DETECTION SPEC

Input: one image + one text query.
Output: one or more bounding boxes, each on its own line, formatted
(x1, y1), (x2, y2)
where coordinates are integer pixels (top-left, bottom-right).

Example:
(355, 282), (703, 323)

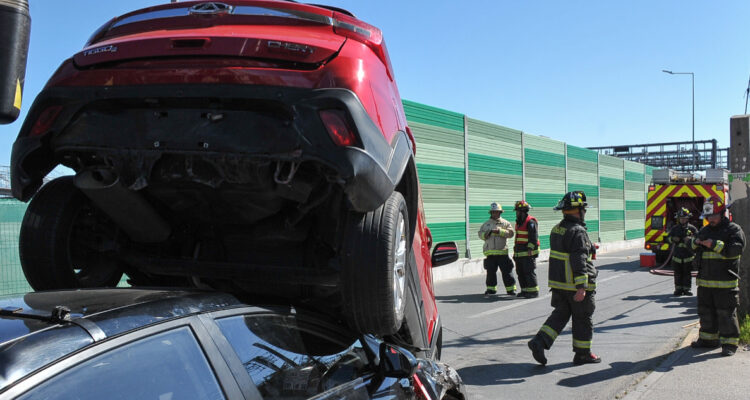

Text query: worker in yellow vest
(478, 202), (516, 295)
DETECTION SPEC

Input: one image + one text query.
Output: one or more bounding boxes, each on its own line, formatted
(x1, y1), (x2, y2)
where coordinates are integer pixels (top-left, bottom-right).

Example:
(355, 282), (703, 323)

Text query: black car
(0, 289), (465, 400)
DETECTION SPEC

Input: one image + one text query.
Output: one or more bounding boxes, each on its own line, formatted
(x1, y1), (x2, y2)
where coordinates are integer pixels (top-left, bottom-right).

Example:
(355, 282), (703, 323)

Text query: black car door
(198, 308), (411, 400)
(1, 317), (245, 400)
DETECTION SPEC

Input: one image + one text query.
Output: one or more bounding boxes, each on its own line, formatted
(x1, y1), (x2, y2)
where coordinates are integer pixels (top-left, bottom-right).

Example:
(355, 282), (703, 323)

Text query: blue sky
(1, 0), (749, 166)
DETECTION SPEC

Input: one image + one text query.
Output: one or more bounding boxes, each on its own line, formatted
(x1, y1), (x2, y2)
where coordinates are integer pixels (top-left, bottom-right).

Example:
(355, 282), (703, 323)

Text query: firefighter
(528, 191), (600, 365)
(513, 200), (540, 298)
(478, 202), (516, 295)
(690, 196), (745, 356)
(667, 207), (698, 296)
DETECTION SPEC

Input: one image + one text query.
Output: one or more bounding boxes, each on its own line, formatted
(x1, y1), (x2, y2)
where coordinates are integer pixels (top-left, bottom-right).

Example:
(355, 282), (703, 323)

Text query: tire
(341, 191), (410, 336)
(19, 176), (124, 290)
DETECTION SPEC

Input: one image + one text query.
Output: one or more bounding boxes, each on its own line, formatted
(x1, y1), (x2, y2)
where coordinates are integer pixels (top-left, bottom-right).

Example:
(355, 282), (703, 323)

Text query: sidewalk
(623, 327), (750, 400)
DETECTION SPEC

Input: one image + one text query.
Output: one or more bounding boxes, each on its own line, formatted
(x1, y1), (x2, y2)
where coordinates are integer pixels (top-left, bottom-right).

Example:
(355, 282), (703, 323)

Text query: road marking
(468, 273), (626, 319)
(598, 273), (626, 283)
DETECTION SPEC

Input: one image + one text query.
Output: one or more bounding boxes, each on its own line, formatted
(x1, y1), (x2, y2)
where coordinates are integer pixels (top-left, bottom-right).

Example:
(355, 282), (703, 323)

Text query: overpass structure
(588, 139), (729, 173)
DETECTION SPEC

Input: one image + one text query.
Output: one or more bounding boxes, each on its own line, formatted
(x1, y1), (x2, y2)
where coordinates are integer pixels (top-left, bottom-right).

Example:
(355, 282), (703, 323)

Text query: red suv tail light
(332, 12), (394, 79)
(30, 105), (63, 137)
(320, 109), (356, 147)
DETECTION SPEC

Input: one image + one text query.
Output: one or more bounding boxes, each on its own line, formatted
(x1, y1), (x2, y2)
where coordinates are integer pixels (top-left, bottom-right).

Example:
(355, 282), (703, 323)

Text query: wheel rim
(393, 214), (407, 322)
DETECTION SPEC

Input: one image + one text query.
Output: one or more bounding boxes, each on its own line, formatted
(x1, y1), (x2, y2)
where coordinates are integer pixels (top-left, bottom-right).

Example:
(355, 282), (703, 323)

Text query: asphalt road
(435, 248), (698, 400)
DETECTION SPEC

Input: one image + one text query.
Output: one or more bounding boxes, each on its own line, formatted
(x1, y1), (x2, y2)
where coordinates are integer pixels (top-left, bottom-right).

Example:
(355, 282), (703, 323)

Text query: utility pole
(745, 72), (750, 114)
(662, 70), (696, 171)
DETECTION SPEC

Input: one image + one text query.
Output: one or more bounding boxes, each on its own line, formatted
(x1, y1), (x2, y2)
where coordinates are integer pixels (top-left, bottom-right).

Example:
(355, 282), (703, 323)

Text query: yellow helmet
(489, 202), (503, 213)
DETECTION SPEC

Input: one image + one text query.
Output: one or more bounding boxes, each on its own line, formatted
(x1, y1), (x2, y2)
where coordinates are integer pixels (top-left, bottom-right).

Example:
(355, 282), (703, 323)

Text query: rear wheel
(341, 191), (410, 335)
(19, 176), (124, 290)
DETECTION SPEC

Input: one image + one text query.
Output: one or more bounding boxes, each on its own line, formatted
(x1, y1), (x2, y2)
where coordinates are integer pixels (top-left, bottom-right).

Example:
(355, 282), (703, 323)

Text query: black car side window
(18, 326), (225, 400)
(215, 314), (371, 399)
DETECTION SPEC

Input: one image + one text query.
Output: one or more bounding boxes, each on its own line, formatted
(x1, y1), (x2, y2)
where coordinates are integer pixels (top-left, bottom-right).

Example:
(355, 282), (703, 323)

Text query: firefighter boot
(527, 338), (547, 366)
(690, 339), (720, 349)
(721, 346), (737, 357)
(573, 352), (602, 365)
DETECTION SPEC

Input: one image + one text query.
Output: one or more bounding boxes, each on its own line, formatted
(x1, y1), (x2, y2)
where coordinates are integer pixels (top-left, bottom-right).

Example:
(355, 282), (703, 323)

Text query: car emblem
(189, 2), (234, 15)
(82, 45), (118, 56)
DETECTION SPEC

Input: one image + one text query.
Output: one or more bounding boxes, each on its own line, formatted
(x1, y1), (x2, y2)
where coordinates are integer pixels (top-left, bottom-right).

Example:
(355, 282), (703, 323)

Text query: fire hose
(649, 240), (698, 277)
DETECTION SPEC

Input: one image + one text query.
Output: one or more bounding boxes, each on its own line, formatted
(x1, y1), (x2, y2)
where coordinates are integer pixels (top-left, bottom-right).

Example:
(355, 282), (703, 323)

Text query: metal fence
(0, 198), (31, 295)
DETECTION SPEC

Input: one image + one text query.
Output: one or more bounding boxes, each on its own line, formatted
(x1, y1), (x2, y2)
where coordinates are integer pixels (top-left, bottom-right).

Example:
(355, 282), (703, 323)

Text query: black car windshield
(215, 314), (372, 399)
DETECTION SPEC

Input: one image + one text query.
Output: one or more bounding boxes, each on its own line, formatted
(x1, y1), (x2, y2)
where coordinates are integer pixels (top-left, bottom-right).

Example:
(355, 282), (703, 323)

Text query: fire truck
(645, 168), (729, 263)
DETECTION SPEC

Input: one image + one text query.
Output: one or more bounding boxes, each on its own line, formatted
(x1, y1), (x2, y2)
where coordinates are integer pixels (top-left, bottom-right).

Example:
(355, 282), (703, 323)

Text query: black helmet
(675, 207), (692, 219)
(553, 191), (587, 211)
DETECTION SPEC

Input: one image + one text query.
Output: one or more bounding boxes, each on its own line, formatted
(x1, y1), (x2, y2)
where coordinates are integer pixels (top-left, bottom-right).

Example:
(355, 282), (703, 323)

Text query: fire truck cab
(645, 168), (729, 263)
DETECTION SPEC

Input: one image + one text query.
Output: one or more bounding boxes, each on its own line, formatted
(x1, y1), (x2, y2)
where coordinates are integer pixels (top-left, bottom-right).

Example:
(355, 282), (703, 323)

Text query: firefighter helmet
(675, 207), (692, 219)
(514, 200), (531, 211)
(488, 202), (503, 213)
(553, 191), (587, 210)
(701, 196), (725, 218)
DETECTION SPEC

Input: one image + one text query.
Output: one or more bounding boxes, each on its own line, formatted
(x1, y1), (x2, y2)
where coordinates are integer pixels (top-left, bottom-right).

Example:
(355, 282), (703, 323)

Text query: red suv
(10, 1), (458, 358)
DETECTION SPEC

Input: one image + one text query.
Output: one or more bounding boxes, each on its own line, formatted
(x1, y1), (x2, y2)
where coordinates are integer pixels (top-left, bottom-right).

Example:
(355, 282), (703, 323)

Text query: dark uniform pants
(697, 287), (740, 349)
(671, 259), (692, 291)
(535, 289), (595, 354)
(514, 256), (538, 293)
(484, 255), (516, 293)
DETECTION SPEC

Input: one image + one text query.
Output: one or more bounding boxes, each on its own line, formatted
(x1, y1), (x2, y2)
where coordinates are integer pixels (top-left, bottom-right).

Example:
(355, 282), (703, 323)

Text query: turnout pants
(697, 287), (740, 350)
(513, 256), (539, 294)
(535, 289), (595, 354)
(671, 259), (692, 291)
(484, 255), (516, 293)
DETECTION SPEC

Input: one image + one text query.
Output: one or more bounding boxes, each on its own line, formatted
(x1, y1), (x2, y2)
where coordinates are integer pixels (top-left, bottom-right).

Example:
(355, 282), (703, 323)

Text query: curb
(432, 238), (645, 283)
(620, 324), (700, 400)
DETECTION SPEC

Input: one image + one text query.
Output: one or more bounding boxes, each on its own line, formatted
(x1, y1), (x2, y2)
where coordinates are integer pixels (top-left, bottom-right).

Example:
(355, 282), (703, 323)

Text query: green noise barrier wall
(465, 118), (523, 258)
(404, 100), (468, 256)
(624, 160), (646, 240)
(566, 145), (600, 243)
(598, 155), (625, 243)
(404, 100), (650, 260)
(523, 134), (566, 250)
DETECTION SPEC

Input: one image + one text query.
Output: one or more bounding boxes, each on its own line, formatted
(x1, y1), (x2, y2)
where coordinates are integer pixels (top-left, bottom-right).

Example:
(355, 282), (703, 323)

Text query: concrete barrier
(432, 238), (645, 283)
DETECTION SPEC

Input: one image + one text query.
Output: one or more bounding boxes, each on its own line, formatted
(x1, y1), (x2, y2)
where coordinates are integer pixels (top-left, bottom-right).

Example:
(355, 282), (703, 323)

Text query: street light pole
(662, 70), (696, 171)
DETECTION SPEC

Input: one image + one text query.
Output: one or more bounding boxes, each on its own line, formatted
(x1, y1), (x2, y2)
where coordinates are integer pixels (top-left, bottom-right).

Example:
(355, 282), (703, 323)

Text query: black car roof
(0, 288), (249, 343)
(0, 288), (274, 392)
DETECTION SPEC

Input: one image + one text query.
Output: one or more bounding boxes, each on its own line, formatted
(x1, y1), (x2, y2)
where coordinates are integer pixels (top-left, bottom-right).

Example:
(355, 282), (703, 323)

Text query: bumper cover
(12, 84), (412, 212)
